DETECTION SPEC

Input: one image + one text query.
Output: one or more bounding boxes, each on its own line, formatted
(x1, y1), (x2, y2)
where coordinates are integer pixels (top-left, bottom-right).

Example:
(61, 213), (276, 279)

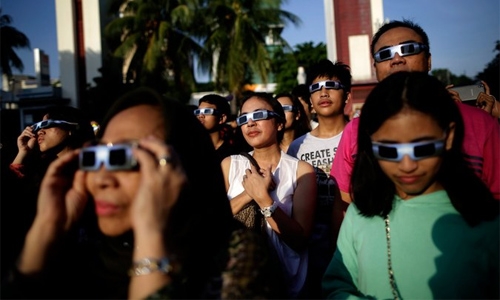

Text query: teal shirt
(322, 190), (499, 299)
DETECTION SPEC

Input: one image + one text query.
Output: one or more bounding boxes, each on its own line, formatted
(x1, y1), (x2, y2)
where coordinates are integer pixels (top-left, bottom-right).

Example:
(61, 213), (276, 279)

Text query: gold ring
(158, 155), (172, 166)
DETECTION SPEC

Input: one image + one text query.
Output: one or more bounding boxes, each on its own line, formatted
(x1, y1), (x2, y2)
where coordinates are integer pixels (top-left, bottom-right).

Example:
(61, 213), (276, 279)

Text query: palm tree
(103, 0), (300, 105)
(104, 0), (203, 99)
(195, 0), (300, 104)
(0, 9), (30, 80)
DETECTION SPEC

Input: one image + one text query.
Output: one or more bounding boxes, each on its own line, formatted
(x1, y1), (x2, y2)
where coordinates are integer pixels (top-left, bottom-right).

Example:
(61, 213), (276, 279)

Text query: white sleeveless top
(227, 151), (308, 298)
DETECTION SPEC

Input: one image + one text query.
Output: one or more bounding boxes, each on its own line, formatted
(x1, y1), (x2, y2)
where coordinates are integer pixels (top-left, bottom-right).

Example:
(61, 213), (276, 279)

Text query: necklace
(384, 216), (402, 300)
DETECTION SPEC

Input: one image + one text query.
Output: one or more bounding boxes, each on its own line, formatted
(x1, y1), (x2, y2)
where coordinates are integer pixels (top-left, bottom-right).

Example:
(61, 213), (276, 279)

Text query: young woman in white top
(221, 92), (317, 298)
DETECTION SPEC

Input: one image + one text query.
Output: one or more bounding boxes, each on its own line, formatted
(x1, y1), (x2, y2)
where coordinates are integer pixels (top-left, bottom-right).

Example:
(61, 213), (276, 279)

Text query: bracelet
(129, 257), (172, 276)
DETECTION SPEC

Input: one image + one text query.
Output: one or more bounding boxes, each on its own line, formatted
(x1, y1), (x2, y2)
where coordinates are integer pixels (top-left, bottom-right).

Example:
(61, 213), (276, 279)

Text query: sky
(2, 0), (499, 82)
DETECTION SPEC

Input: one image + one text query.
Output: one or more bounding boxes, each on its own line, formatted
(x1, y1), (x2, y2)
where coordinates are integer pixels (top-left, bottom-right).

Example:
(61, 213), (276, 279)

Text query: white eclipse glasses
(31, 119), (79, 132)
(282, 105), (295, 112)
(374, 42), (428, 63)
(79, 142), (138, 171)
(193, 108), (219, 116)
(372, 139), (445, 162)
(309, 80), (344, 93)
(236, 110), (281, 126)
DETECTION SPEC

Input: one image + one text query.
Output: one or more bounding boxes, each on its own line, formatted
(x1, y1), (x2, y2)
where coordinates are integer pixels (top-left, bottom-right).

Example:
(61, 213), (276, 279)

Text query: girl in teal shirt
(323, 72), (499, 299)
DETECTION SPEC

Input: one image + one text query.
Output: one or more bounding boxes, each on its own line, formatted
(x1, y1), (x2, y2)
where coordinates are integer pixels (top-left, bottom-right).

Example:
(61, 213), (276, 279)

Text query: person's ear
(295, 110), (301, 121)
(277, 122), (284, 132)
(219, 114), (227, 125)
(445, 122), (455, 150)
(345, 92), (351, 104)
(427, 53), (432, 72)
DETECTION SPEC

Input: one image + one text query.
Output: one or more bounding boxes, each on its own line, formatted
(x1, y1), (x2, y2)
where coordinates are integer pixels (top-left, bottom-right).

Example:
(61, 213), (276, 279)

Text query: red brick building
(324, 0), (386, 115)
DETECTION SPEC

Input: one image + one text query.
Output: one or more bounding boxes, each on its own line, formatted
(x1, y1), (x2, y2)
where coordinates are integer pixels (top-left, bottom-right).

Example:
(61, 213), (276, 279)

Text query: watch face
(261, 202), (278, 218)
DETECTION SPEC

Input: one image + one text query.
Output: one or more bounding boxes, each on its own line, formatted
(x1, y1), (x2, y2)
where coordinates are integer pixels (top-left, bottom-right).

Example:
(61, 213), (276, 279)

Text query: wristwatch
(260, 201), (279, 218)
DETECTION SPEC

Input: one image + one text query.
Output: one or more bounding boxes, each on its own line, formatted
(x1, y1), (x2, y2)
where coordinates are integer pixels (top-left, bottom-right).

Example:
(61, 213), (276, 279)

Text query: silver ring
(158, 155), (172, 166)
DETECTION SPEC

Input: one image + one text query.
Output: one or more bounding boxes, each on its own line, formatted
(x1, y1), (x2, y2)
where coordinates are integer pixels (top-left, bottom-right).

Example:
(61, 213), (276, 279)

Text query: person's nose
(390, 52), (406, 65)
(91, 165), (118, 189)
(398, 155), (418, 173)
(197, 114), (205, 120)
(246, 118), (257, 126)
(319, 86), (329, 97)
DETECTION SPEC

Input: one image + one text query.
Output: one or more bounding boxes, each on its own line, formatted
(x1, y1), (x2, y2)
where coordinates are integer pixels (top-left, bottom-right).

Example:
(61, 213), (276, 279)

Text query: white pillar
(55, 0), (79, 107)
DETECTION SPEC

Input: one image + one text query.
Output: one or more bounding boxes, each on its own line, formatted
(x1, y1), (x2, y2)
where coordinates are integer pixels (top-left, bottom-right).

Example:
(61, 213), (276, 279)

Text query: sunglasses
(31, 119), (79, 132)
(374, 42), (428, 63)
(282, 105), (295, 112)
(236, 110), (281, 126)
(309, 80), (344, 93)
(79, 142), (138, 171)
(193, 108), (219, 116)
(372, 139), (445, 162)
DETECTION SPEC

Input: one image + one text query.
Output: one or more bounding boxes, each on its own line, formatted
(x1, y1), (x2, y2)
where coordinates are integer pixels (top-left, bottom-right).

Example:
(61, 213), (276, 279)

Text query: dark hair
(351, 72), (498, 226)
(99, 87), (234, 295)
(44, 105), (95, 150)
(306, 59), (352, 93)
(239, 92), (286, 143)
(371, 19), (431, 58)
(198, 94), (231, 117)
(291, 84), (311, 107)
(274, 92), (311, 137)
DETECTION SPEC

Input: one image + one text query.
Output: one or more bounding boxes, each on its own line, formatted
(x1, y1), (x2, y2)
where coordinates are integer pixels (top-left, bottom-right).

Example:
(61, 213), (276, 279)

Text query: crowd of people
(1, 19), (499, 299)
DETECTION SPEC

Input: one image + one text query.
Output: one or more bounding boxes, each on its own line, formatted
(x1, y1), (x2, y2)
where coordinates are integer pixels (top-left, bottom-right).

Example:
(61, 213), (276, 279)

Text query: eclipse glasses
(309, 80), (344, 93)
(79, 142), (138, 171)
(193, 108), (219, 116)
(282, 105), (295, 112)
(374, 42), (428, 63)
(31, 119), (79, 132)
(236, 110), (281, 126)
(372, 139), (444, 162)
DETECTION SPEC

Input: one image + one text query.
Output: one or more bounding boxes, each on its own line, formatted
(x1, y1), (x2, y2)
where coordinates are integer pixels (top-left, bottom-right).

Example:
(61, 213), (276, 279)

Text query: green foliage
(196, 0), (301, 101)
(272, 42), (327, 94)
(0, 9), (30, 79)
(432, 40), (499, 99)
(103, 0), (203, 102)
(431, 68), (473, 86)
(85, 0), (305, 110)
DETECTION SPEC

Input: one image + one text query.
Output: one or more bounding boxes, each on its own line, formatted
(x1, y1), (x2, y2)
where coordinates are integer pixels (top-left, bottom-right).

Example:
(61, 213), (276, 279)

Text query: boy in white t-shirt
(287, 59), (352, 299)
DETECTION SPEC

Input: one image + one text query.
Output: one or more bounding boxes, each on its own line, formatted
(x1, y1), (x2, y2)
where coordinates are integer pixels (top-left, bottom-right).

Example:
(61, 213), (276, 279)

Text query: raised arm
(18, 150), (88, 274)
(128, 138), (186, 299)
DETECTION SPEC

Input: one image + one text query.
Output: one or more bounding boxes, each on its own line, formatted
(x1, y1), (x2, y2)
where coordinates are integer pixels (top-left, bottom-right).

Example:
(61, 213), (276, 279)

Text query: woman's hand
(131, 136), (187, 234)
(19, 150), (88, 274)
(242, 164), (274, 205)
(35, 149), (89, 231)
(12, 126), (37, 164)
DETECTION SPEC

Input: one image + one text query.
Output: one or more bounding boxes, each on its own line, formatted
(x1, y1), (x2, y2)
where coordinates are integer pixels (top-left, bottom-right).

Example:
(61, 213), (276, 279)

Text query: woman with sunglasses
(2, 105), (94, 280)
(275, 92), (311, 153)
(322, 72), (499, 299)
(221, 92), (317, 298)
(4, 88), (275, 299)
